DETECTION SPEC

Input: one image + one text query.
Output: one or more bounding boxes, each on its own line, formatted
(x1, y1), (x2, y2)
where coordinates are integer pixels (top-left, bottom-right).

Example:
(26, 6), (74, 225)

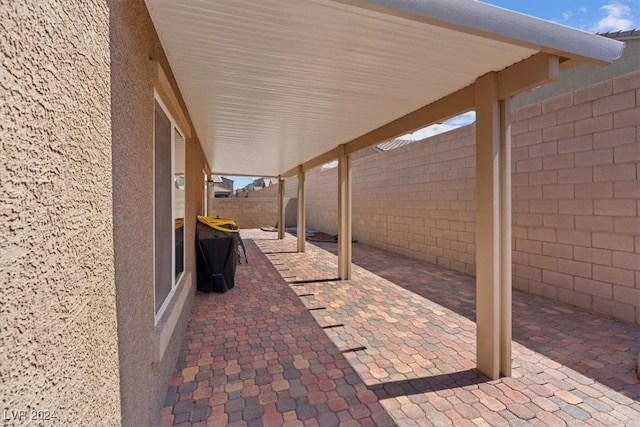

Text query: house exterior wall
(304, 69), (640, 325)
(1, 0), (121, 424)
(110, 1), (210, 425)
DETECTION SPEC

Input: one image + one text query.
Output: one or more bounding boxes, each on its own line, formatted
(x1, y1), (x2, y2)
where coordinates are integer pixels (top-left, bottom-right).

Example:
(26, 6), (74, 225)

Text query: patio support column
(475, 71), (511, 380)
(337, 145), (352, 280)
(297, 167), (306, 252)
(500, 98), (512, 377)
(278, 176), (285, 239)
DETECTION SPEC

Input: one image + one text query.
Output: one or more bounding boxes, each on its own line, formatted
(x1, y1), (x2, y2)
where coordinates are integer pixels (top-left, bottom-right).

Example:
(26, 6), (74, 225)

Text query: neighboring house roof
(213, 184), (232, 194)
(253, 178), (266, 189)
(237, 177), (279, 193)
(264, 178), (278, 187)
(597, 29), (640, 41)
(211, 175), (233, 194)
(344, 138), (419, 162)
(375, 138), (416, 152)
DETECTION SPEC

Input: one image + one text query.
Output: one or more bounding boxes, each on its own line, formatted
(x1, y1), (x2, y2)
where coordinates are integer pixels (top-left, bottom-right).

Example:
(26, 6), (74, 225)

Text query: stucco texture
(1, 0), (121, 424)
(109, 1), (209, 425)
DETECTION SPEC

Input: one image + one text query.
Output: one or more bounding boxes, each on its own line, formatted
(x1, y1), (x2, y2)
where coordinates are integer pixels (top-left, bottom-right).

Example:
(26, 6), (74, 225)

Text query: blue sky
(227, 0), (638, 189)
(481, 0), (638, 33)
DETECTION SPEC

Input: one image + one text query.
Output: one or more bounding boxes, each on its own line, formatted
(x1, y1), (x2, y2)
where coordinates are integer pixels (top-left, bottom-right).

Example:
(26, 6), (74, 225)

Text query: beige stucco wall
(1, 0), (121, 424)
(110, 1), (209, 425)
(304, 70), (639, 325)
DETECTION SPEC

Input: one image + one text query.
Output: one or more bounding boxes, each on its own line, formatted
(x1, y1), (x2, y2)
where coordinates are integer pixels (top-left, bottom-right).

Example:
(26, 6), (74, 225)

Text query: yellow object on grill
(197, 216), (240, 233)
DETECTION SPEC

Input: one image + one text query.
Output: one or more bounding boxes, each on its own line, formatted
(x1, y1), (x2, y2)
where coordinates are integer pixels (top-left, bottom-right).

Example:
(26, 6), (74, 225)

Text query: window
(203, 171), (208, 216)
(154, 97), (185, 317)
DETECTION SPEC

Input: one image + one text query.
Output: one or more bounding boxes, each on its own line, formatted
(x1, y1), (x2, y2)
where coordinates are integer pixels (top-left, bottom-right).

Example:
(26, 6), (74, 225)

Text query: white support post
(475, 72), (501, 380)
(500, 98), (512, 377)
(337, 145), (352, 280)
(278, 176), (285, 240)
(297, 167), (306, 253)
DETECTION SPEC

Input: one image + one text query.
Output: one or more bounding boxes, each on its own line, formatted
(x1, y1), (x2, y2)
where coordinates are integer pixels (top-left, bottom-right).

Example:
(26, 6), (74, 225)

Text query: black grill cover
(196, 221), (238, 293)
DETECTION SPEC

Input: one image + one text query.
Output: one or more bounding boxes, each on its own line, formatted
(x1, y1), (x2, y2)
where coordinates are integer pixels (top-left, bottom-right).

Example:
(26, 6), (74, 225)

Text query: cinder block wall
(212, 181), (298, 228)
(306, 126), (477, 273)
(304, 167), (340, 235)
(304, 70), (640, 325)
(211, 199), (278, 229)
(511, 70), (639, 324)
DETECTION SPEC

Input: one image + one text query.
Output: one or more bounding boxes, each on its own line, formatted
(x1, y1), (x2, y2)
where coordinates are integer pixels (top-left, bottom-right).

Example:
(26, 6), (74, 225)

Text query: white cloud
(321, 160), (338, 170)
(446, 111), (476, 127)
(550, 6), (590, 29)
(592, 2), (634, 32)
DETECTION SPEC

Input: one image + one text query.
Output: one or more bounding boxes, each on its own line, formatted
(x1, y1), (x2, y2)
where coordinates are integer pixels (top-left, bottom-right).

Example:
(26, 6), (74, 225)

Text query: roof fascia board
(333, 0), (624, 65)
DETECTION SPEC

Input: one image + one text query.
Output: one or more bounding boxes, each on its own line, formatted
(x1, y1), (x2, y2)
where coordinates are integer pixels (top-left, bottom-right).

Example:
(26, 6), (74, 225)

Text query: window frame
(153, 91), (187, 323)
(203, 170), (209, 217)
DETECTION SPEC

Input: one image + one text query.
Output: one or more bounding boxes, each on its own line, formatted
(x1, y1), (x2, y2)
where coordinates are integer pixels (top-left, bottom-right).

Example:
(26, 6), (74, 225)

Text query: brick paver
(162, 230), (639, 426)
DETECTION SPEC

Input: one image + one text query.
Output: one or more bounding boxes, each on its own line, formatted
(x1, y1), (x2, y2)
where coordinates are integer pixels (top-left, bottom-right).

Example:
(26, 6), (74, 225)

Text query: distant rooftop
(374, 138), (416, 152)
(597, 29), (640, 41)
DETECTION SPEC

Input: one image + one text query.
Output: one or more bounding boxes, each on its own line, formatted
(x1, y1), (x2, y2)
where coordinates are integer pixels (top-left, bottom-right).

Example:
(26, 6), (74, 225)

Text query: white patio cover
(145, 0), (623, 177)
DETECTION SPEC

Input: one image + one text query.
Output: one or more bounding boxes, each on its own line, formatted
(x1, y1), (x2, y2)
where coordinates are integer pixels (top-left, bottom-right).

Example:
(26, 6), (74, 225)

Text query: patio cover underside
(145, 0), (623, 380)
(145, 0), (622, 178)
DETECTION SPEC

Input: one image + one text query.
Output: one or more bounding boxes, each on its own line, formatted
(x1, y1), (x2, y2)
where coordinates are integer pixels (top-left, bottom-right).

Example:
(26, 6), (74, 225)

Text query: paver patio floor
(161, 230), (639, 426)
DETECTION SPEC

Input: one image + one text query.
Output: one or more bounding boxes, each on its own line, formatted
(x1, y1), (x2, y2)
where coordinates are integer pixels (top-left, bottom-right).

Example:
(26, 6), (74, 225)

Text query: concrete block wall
(511, 70), (640, 324)
(212, 181), (297, 229)
(211, 199), (279, 229)
(304, 167), (339, 236)
(302, 70), (639, 325)
(305, 125), (478, 275)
